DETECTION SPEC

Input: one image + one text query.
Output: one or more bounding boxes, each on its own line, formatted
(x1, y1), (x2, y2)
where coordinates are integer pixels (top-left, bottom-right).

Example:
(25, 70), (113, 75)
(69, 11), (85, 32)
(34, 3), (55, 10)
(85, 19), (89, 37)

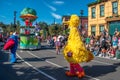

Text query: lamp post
(80, 10), (83, 30)
(54, 18), (56, 24)
(13, 11), (17, 30)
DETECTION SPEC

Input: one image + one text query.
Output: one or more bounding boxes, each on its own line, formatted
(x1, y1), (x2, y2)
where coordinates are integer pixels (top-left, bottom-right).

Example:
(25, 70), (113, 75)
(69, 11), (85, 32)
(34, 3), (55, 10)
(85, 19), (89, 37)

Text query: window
(112, 1), (118, 14)
(91, 7), (96, 18)
(100, 5), (104, 17)
(91, 26), (96, 35)
(99, 25), (104, 32)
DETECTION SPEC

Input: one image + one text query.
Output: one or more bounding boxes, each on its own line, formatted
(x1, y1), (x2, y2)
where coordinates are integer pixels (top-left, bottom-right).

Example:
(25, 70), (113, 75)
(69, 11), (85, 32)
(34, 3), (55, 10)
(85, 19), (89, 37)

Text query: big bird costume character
(63, 14), (94, 78)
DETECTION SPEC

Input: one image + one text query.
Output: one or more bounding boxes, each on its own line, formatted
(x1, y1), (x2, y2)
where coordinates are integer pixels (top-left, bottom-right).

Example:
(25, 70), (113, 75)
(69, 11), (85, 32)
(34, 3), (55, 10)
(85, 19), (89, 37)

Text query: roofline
(88, 0), (109, 7)
(62, 15), (88, 18)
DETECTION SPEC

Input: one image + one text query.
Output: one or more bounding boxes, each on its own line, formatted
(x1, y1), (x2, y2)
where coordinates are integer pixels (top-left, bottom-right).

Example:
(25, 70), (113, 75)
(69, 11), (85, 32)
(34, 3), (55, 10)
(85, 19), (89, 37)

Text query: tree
(38, 22), (48, 29)
(48, 23), (62, 36)
(16, 20), (20, 33)
(38, 22), (48, 39)
(0, 22), (8, 34)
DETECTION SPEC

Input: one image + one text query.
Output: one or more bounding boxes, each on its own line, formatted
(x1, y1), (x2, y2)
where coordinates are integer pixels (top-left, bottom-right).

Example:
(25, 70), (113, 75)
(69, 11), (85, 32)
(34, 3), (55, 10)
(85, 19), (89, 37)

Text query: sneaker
(113, 57), (117, 60)
(98, 54), (101, 57)
(76, 71), (85, 78)
(65, 71), (76, 77)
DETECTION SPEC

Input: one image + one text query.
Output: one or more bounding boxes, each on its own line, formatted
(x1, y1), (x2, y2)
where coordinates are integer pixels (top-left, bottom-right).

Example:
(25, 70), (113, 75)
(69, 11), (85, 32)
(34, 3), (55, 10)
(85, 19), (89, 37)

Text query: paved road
(0, 43), (120, 80)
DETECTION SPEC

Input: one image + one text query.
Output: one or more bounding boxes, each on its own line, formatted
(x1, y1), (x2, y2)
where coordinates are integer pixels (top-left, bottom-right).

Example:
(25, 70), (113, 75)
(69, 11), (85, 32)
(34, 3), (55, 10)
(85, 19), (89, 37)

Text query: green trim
(88, 0), (108, 7)
(20, 26), (35, 28)
(88, 1), (98, 7)
(20, 34), (35, 36)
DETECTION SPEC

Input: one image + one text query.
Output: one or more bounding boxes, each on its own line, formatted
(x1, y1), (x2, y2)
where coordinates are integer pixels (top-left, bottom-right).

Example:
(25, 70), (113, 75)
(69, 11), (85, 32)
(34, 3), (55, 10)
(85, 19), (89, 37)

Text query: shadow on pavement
(0, 50), (9, 62)
(83, 63), (118, 77)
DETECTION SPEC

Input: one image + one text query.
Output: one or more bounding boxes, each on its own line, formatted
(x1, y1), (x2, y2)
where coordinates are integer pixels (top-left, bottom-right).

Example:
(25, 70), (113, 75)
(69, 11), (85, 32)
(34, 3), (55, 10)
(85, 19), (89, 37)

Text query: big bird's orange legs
(65, 63), (85, 78)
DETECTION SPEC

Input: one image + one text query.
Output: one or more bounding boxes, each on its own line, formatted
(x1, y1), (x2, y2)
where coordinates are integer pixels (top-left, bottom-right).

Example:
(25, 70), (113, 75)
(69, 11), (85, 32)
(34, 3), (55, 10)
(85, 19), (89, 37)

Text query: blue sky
(0, 0), (95, 25)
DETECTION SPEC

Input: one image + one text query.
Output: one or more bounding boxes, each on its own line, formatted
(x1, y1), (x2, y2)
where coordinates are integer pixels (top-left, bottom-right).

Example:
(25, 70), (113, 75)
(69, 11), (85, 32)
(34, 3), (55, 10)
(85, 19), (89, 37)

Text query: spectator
(112, 35), (118, 57)
(93, 45), (100, 56)
(114, 28), (118, 35)
(100, 37), (108, 57)
(115, 47), (120, 59)
(55, 37), (61, 55)
(0, 33), (3, 42)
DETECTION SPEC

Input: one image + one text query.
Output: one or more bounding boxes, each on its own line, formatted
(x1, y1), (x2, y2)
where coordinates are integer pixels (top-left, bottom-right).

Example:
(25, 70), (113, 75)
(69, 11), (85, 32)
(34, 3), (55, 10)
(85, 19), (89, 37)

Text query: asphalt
(0, 50), (17, 80)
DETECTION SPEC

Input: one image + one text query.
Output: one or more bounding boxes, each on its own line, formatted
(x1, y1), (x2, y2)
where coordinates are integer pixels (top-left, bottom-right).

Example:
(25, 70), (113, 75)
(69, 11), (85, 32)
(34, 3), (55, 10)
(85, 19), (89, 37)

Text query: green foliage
(38, 22), (49, 39)
(38, 22), (48, 30)
(0, 21), (67, 39)
(0, 21), (20, 34)
(16, 20), (20, 33)
(48, 24), (63, 36)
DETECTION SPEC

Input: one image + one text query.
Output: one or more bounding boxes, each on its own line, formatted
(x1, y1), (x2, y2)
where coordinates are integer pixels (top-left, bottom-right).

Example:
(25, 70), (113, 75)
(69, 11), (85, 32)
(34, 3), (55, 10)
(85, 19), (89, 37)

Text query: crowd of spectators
(46, 28), (120, 60)
(1, 29), (120, 60)
(0, 32), (10, 48)
(84, 29), (120, 60)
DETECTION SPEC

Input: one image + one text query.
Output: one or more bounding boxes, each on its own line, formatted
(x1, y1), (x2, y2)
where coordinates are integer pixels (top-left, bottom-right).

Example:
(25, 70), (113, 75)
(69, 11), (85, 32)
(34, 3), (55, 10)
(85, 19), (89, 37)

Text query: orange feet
(65, 71), (76, 77)
(76, 71), (85, 78)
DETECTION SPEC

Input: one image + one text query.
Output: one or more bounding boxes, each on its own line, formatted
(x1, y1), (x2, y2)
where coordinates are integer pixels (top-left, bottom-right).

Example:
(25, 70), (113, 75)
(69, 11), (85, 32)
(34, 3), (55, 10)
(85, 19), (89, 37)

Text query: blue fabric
(112, 38), (118, 46)
(93, 51), (98, 56)
(10, 52), (16, 63)
(9, 35), (18, 63)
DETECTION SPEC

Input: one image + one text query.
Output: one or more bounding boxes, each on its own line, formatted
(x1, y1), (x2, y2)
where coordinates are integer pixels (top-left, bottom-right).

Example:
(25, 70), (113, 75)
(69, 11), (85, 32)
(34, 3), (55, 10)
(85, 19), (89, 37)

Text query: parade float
(20, 8), (41, 50)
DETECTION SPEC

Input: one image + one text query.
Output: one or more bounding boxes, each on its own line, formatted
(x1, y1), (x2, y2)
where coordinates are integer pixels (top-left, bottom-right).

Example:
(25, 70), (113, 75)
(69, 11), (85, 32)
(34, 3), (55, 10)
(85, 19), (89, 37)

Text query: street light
(80, 10), (83, 30)
(13, 11), (17, 29)
(54, 18), (56, 24)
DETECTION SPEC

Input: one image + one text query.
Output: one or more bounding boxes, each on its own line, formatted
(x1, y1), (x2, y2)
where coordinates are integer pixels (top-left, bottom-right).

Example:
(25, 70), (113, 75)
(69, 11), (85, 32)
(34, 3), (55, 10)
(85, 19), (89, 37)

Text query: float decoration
(19, 8), (41, 50)
(20, 8), (37, 27)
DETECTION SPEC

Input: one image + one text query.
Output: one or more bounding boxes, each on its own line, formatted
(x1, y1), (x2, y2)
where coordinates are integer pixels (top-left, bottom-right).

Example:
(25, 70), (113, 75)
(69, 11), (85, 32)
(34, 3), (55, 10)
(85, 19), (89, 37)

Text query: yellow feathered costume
(63, 14), (94, 78)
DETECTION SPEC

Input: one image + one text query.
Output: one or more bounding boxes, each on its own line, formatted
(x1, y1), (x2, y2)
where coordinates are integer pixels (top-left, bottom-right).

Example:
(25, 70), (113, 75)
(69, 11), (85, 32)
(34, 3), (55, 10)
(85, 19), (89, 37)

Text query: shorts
(113, 46), (117, 49)
(55, 41), (61, 47)
(101, 48), (106, 53)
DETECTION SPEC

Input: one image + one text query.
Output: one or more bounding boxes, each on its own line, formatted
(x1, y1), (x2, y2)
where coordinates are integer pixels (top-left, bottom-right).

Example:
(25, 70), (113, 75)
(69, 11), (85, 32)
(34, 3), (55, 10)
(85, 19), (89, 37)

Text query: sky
(0, 0), (95, 25)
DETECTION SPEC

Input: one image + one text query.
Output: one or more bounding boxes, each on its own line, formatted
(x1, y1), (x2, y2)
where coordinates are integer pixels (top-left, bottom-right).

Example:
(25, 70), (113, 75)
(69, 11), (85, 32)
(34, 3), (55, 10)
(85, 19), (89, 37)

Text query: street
(0, 42), (120, 80)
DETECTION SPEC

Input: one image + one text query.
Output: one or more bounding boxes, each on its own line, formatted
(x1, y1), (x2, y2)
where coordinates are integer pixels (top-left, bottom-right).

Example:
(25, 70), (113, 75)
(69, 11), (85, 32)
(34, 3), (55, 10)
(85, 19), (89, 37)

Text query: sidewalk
(96, 54), (120, 61)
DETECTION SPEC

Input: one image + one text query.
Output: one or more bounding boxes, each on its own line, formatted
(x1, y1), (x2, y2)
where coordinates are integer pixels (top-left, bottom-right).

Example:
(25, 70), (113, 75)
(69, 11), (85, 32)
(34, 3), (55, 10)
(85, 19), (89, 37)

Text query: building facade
(62, 15), (88, 36)
(88, 0), (120, 36)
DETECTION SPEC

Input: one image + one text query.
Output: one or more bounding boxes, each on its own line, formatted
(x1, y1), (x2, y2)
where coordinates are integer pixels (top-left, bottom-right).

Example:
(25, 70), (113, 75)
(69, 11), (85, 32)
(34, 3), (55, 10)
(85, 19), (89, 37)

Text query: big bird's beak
(62, 21), (70, 29)
(67, 21), (70, 26)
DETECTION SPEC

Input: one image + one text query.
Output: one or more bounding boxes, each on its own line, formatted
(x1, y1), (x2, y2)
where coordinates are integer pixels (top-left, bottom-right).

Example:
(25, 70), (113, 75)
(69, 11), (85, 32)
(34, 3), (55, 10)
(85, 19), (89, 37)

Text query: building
(88, 0), (120, 36)
(62, 15), (88, 36)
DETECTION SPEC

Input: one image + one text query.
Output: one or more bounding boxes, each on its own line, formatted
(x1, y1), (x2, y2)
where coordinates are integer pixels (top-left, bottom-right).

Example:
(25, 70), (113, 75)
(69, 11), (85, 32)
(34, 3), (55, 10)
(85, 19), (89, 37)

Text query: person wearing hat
(3, 31), (18, 63)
